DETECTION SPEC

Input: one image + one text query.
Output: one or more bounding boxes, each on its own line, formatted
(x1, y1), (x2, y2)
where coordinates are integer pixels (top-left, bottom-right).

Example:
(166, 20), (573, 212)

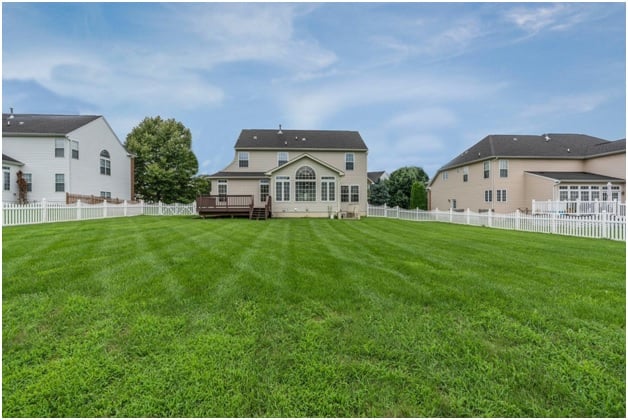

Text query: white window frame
(55, 139), (65, 158)
(463, 166), (469, 182)
(24, 173), (32, 192)
(100, 150), (111, 175)
(276, 176), (290, 202)
(345, 153), (355, 171)
(217, 179), (228, 196)
(55, 173), (65, 192)
(350, 185), (360, 203)
(499, 159), (508, 178)
(442, 171), (448, 181)
(496, 189), (507, 202)
(277, 152), (288, 167)
(3, 166), (10, 191)
(295, 166), (316, 202)
(483, 161), (490, 179)
(341, 185), (349, 203)
(321, 176), (336, 202)
(71, 140), (79, 160)
(484, 189), (492, 202)
(238, 152), (249, 168)
(260, 179), (269, 202)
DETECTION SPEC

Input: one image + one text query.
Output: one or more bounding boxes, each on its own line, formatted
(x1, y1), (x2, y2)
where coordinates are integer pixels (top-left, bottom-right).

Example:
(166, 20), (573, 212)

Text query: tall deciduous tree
(125, 116), (200, 203)
(387, 166), (429, 209)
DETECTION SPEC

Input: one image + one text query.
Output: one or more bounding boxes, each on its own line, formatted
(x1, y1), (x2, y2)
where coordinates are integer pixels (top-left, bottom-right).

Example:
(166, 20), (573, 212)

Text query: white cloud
(519, 93), (611, 119)
(280, 73), (506, 128)
(503, 4), (591, 35)
(388, 107), (457, 129)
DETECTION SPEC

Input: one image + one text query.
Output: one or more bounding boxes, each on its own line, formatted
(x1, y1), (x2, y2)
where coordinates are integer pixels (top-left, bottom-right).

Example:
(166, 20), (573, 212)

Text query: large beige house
(428, 133), (626, 213)
(206, 127), (368, 218)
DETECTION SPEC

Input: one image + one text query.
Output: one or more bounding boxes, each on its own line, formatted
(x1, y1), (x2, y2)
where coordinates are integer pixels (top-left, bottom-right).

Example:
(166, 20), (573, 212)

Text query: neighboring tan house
(206, 127), (368, 218)
(428, 133), (626, 213)
(2, 112), (134, 203)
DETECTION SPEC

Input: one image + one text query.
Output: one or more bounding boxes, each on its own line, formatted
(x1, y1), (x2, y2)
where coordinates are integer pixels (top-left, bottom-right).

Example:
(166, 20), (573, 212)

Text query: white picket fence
(368, 204), (626, 241)
(532, 199), (626, 217)
(2, 199), (196, 227)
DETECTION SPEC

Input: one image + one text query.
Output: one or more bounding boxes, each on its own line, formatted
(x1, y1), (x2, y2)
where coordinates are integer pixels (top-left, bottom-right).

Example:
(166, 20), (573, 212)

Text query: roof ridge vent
(544, 134), (551, 142)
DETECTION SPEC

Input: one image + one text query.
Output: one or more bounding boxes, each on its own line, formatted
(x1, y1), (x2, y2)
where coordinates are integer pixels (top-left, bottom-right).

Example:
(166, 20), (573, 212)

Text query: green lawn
(2, 216), (625, 417)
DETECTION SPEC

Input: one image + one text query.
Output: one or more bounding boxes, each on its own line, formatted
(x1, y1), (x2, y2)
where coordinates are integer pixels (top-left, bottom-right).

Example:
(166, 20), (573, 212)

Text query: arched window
(100, 150), (111, 175)
(295, 166), (316, 202)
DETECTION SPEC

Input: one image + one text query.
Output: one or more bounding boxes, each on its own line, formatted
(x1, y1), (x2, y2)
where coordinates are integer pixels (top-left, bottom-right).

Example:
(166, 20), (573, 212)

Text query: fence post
(515, 209), (521, 231)
(449, 208), (453, 224)
(103, 200), (108, 218)
(601, 211), (608, 239)
(395, 206), (400, 219)
(77, 199), (82, 220)
(532, 199), (536, 214)
(466, 208), (470, 225)
(551, 212), (556, 234)
(488, 209), (492, 227)
(124, 200), (128, 217)
(42, 198), (48, 223)
(159, 201), (163, 216)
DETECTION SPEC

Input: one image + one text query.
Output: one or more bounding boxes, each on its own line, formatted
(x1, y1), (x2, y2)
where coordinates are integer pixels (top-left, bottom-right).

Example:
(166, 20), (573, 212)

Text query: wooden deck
(196, 195), (272, 220)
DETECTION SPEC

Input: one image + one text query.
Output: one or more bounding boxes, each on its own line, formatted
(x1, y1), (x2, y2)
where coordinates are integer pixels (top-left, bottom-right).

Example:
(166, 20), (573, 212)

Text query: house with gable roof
(2, 112), (134, 203)
(205, 126), (368, 218)
(428, 133), (625, 213)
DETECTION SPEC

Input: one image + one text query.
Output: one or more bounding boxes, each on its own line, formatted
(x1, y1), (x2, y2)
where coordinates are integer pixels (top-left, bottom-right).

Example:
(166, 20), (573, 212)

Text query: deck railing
(196, 195), (254, 210)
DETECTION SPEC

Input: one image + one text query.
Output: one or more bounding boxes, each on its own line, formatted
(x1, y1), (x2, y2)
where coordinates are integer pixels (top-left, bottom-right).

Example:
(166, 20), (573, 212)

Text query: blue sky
(2, 2), (626, 177)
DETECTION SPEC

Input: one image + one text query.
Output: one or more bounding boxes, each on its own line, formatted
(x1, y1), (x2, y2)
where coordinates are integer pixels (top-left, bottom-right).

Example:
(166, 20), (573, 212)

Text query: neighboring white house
(206, 127), (369, 218)
(2, 112), (134, 203)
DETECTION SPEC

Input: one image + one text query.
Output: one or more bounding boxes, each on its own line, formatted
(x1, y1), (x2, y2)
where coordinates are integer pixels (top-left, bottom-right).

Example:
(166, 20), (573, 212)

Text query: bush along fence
(2, 199), (196, 226)
(368, 204), (626, 241)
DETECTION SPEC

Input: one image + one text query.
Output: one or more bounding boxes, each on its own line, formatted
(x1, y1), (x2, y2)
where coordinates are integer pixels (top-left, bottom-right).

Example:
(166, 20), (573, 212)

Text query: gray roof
(234, 128), (367, 151)
(526, 171), (625, 182)
(368, 171), (386, 184)
(2, 153), (23, 165)
(3, 113), (101, 135)
(440, 133), (626, 171)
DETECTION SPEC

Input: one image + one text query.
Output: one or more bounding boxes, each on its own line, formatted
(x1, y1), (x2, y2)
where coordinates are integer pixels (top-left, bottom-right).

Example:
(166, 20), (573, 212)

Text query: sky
(2, 1), (626, 178)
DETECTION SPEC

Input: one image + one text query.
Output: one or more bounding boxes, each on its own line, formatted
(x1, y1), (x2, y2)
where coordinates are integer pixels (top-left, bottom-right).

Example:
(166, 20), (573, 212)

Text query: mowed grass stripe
(2, 216), (625, 417)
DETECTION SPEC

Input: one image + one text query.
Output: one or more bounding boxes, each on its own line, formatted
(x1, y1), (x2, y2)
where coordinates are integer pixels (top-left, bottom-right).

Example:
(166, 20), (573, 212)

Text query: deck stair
(251, 207), (268, 220)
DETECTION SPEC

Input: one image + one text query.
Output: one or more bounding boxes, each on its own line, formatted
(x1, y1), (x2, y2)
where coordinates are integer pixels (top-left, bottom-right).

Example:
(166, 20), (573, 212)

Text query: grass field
(2, 216), (625, 417)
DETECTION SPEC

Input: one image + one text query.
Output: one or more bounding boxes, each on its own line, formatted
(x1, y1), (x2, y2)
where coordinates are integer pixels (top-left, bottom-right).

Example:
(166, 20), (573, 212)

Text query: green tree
(387, 166), (429, 209)
(409, 180), (427, 210)
(125, 116), (200, 203)
(368, 180), (390, 205)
